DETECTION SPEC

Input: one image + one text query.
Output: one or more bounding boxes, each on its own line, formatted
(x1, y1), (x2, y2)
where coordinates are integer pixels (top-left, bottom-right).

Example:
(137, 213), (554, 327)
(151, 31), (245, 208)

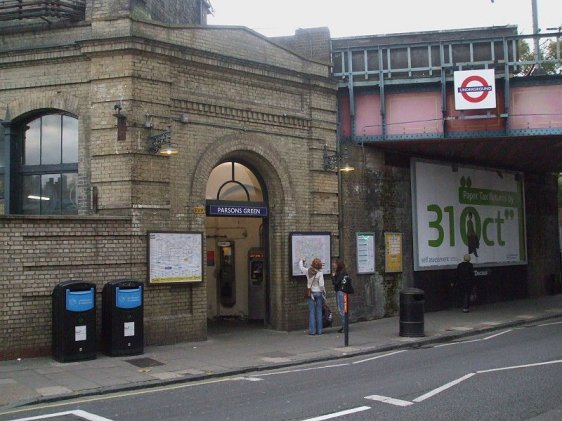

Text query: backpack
(341, 275), (354, 294)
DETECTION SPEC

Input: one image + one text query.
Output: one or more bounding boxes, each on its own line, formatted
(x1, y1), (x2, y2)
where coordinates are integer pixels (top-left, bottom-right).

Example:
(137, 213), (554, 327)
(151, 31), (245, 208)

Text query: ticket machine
(248, 247), (265, 320)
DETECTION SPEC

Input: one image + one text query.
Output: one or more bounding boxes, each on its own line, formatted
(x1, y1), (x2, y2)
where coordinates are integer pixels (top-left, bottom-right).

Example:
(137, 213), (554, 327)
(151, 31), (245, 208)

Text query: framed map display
(289, 232), (331, 277)
(148, 232), (203, 284)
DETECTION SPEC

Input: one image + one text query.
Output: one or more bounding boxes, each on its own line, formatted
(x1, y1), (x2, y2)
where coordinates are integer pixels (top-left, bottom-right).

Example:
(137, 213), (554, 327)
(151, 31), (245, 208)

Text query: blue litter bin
(102, 279), (144, 356)
(52, 280), (97, 362)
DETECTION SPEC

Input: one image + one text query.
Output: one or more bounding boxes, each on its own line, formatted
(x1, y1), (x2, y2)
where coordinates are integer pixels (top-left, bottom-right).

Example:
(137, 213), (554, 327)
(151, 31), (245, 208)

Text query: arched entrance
(205, 161), (269, 326)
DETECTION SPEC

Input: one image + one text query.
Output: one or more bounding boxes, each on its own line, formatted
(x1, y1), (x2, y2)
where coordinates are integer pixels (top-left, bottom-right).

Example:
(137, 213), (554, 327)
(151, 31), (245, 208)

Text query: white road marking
(11, 409), (113, 421)
(302, 406), (371, 420)
(352, 350), (407, 364)
(483, 329), (513, 340)
(477, 359), (562, 374)
(538, 321), (562, 327)
(235, 376), (264, 381)
(365, 395), (413, 407)
(369, 358), (562, 407)
(413, 373), (476, 402)
(435, 329), (513, 347)
(253, 363), (350, 377)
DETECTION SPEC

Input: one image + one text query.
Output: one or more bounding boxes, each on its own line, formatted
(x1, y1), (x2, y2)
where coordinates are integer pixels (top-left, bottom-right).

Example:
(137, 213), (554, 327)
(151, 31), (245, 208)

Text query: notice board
(289, 232), (331, 276)
(148, 232), (203, 284)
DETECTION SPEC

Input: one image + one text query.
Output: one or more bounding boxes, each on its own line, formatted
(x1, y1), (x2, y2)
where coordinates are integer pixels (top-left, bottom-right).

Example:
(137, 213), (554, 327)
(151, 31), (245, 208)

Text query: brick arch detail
(190, 133), (295, 209)
(7, 92), (81, 120)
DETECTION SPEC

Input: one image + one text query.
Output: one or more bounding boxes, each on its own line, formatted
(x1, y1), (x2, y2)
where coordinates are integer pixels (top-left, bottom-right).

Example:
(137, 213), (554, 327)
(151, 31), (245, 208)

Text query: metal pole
(532, 0), (540, 65)
(344, 292), (349, 346)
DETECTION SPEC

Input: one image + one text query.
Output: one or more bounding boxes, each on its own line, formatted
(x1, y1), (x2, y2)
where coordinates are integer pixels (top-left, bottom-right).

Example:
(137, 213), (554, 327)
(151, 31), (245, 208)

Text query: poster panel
(411, 159), (526, 271)
(290, 232), (331, 276)
(385, 232), (403, 273)
(356, 232), (375, 274)
(148, 232), (203, 283)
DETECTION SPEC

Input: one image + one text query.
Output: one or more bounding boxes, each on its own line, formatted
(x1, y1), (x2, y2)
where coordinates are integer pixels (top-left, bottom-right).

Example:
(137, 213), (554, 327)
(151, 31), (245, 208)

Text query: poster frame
(289, 232), (331, 277)
(384, 232), (403, 273)
(356, 232), (375, 274)
(411, 158), (527, 271)
(147, 231), (204, 284)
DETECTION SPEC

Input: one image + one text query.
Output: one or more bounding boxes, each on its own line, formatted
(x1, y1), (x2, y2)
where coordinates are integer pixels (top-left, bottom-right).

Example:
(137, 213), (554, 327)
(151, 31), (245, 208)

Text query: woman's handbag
(304, 287), (312, 299)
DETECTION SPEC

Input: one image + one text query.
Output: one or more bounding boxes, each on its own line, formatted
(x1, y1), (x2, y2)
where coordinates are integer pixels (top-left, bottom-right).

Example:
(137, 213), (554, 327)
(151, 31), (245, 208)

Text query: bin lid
(53, 280), (95, 295)
(105, 279), (143, 288)
(400, 287), (424, 295)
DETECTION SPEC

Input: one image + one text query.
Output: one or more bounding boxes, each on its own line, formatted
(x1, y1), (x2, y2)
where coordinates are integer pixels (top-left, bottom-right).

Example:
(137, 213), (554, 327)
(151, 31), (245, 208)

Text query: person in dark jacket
(455, 254), (476, 312)
(331, 258), (348, 332)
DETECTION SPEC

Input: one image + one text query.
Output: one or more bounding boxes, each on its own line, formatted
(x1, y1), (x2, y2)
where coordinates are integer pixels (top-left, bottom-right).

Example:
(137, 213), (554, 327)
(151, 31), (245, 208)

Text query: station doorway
(205, 161), (269, 326)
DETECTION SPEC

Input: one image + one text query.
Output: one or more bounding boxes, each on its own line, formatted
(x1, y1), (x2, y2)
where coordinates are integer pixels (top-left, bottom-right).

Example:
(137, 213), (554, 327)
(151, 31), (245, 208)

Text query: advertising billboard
(411, 159), (526, 271)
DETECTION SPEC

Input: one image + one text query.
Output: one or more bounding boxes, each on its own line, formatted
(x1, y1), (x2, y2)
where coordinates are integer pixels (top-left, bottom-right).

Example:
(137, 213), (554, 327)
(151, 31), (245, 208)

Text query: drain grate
(125, 357), (164, 368)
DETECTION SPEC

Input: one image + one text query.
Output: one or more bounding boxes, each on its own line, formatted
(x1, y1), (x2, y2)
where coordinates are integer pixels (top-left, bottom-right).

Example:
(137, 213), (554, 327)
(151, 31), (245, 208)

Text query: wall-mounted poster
(289, 232), (331, 276)
(148, 232), (203, 284)
(411, 158), (526, 271)
(385, 232), (403, 273)
(356, 232), (375, 274)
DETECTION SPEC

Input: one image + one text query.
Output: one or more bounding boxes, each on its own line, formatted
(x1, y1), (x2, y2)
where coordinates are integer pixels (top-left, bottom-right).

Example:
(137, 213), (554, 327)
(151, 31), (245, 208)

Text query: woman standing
(331, 259), (348, 333)
(299, 258), (326, 335)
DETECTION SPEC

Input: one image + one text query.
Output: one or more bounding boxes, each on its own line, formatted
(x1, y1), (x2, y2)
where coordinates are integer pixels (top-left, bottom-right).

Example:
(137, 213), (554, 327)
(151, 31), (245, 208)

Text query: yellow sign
(385, 232), (403, 273)
(193, 206), (205, 214)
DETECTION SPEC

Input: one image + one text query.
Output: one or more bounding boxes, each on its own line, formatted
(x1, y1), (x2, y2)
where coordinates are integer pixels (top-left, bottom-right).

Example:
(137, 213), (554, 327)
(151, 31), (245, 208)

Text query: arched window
(206, 162), (264, 202)
(13, 113), (79, 215)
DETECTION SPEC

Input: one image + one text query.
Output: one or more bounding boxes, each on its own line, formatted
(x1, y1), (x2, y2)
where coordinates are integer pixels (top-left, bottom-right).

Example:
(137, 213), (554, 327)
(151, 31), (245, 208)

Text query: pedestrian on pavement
(455, 254), (476, 312)
(300, 257), (326, 335)
(331, 258), (348, 333)
(467, 212), (480, 257)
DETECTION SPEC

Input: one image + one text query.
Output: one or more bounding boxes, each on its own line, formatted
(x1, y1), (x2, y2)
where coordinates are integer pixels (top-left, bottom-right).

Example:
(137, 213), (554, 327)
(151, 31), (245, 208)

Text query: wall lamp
(323, 144), (355, 172)
(148, 125), (177, 155)
(145, 114), (179, 155)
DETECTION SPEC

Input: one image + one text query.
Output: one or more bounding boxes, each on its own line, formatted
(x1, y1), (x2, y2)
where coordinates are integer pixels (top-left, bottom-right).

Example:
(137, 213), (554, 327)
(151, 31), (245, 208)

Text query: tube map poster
(411, 159), (526, 271)
(290, 232), (331, 276)
(148, 232), (203, 283)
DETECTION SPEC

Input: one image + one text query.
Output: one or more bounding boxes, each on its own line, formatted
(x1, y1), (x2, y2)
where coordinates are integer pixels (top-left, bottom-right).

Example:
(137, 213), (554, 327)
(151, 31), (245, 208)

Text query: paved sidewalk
(1, 294), (561, 411)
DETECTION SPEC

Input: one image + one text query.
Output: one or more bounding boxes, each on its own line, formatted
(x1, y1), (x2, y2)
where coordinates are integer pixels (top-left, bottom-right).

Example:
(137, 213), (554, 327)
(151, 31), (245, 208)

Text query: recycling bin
(102, 279), (144, 356)
(399, 288), (425, 337)
(52, 280), (97, 362)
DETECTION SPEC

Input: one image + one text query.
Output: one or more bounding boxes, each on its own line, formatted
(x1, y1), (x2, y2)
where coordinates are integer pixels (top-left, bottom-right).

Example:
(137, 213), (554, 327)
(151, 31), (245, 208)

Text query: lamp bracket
(148, 127), (172, 154)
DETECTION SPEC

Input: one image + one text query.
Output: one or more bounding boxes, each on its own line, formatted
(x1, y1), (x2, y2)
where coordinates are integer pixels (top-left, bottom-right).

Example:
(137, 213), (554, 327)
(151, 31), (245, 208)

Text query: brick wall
(0, 216), (140, 359)
(1, 13), (337, 357)
(88, 0), (208, 24)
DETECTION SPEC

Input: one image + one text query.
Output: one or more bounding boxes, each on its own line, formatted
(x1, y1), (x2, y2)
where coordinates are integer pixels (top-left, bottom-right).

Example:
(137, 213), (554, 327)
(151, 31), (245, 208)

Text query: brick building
(0, 0), (337, 359)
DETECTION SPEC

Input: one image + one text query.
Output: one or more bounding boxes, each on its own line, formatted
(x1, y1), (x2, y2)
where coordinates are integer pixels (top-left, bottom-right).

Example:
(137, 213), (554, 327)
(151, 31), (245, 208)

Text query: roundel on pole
(454, 69), (496, 110)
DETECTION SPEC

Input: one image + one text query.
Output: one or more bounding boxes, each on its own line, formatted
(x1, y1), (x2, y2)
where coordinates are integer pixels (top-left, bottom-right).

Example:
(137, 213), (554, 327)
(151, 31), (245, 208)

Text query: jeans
(336, 290), (345, 326)
(308, 292), (324, 334)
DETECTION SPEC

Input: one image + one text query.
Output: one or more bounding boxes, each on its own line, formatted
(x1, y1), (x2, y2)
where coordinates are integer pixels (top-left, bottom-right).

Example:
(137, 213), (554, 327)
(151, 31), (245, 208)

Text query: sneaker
(338, 328), (344, 333)
(462, 308), (469, 313)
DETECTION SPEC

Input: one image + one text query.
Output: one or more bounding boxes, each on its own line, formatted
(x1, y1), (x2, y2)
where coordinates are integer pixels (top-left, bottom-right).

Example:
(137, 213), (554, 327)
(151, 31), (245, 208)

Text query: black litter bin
(102, 279), (144, 356)
(52, 280), (97, 362)
(399, 288), (425, 337)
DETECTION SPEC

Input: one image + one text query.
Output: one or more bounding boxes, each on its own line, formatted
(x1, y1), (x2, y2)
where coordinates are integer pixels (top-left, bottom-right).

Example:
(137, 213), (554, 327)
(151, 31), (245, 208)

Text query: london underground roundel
(454, 69), (496, 110)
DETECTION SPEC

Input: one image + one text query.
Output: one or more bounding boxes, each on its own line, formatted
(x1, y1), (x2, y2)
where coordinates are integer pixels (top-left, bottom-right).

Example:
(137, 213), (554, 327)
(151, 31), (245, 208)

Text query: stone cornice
(172, 98), (311, 130)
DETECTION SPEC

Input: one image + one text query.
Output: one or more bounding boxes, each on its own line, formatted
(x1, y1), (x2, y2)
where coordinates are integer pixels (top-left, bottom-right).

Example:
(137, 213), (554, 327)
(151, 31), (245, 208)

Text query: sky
(207, 0), (562, 39)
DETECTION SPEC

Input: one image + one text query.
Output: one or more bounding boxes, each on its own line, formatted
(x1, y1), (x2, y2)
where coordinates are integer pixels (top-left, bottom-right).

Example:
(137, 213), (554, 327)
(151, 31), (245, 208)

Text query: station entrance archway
(205, 161), (270, 326)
